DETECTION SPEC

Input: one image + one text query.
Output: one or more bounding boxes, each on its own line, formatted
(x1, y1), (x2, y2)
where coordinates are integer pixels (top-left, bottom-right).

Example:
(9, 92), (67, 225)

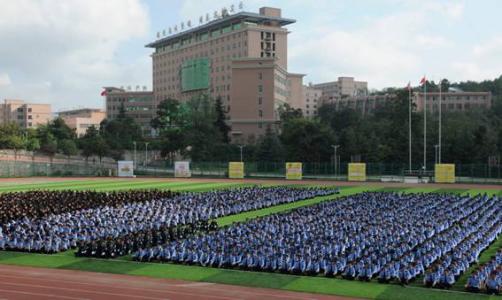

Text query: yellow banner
(228, 162), (244, 179)
(286, 162), (302, 180)
(435, 164), (455, 183)
(348, 163), (366, 181)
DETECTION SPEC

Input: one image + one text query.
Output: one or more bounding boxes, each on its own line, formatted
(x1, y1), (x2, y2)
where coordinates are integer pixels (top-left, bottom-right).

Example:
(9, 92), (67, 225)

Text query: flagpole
(438, 79), (442, 164)
(409, 84), (412, 172)
(423, 78), (427, 171)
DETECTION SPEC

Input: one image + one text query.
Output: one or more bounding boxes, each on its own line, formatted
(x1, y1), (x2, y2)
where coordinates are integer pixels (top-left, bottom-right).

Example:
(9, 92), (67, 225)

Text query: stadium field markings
(1, 183), (501, 300)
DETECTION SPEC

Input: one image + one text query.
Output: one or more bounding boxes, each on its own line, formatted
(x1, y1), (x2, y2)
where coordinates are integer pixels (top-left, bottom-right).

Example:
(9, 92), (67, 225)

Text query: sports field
(0, 177), (501, 300)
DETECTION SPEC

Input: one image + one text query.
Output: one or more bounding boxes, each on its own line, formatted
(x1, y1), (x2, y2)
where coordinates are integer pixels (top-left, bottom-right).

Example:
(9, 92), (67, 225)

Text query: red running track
(0, 265), (359, 300)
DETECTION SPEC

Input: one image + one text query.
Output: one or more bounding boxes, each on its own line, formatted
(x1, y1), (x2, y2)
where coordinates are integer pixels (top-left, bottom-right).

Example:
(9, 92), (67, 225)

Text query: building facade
(58, 108), (106, 137)
(146, 7), (302, 142)
(313, 77), (368, 104)
(103, 87), (155, 136)
(414, 91), (492, 112)
(0, 99), (52, 129)
(334, 94), (397, 115)
(301, 85), (322, 117)
(322, 91), (492, 116)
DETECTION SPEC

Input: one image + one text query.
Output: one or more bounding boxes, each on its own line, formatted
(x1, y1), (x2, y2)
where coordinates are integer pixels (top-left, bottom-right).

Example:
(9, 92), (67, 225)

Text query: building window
(28, 108), (32, 112)
(258, 97), (262, 105)
(258, 85), (263, 93)
(258, 72), (263, 80)
(259, 110), (263, 118)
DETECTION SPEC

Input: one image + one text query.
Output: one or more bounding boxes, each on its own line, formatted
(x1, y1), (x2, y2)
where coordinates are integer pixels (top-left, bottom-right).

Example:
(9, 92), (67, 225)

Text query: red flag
(420, 76), (426, 85)
(100, 89), (107, 96)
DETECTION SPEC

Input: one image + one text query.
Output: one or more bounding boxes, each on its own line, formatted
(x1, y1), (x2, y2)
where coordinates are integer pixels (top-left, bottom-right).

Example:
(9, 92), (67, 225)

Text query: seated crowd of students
(0, 190), (179, 224)
(465, 249), (502, 294)
(76, 220), (218, 258)
(0, 187), (338, 253)
(133, 192), (501, 290)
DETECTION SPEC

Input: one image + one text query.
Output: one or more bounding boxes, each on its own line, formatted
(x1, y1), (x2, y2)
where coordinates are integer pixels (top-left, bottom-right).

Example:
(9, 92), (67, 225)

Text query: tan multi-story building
(414, 91), (492, 112)
(324, 91), (492, 116)
(146, 7), (302, 142)
(301, 85), (322, 117)
(286, 73), (305, 110)
(334, 94), (397, 115)
(0, 99), (52, 129)
(58, 108), (106, 137)
(313, 77), (368, 104)
(103, 87), (155, 136)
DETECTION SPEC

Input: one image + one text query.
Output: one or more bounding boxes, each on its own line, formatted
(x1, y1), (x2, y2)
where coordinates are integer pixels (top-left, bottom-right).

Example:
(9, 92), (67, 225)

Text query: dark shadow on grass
(202, 269), (298, 289)
(59, 258), (147, 274)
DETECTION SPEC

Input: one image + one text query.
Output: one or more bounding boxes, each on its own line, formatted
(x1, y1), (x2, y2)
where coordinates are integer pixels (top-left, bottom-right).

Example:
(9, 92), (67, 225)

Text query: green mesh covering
(181, 58), (210, 92)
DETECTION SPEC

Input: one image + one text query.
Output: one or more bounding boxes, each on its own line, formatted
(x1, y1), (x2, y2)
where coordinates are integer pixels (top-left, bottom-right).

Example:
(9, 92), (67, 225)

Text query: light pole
(331, 145), (340, 177)
(438, 79), (442, 164)
(434, 144), (439, 165)
(144, 142), (149, 168)
(133, 141), (137, 169)
(238, 145), (245, 162)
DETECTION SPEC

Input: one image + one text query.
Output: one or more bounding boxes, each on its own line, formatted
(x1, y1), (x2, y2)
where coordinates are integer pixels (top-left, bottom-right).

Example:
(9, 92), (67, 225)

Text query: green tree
(79, 126), (104, 160)
(158, 129), (185, 160)
(100, 104), (142, 159)
(278, 103), (303, 122)
(183, 95), (222, 161)
(255, 125), (284, 162)
(214, 96), (231, 144)
(24, 128), (40, 152)
(37, 125), (58, 157)
(59, 139), (78, 159)
(48, 117), (76, 140)
(0, 123), (25, 151)
(280, 118), (335, 162)
(151, 98), (186, 130)
(151, 98), (187, 160)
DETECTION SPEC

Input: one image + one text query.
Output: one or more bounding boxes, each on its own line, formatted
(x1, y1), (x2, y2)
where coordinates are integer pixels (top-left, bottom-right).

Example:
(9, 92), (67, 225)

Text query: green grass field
(0, 179), (501, 300)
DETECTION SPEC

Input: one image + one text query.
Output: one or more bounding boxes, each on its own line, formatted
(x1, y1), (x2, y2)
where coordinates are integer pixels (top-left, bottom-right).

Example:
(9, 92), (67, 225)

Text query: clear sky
(0, 0), (501, 111)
